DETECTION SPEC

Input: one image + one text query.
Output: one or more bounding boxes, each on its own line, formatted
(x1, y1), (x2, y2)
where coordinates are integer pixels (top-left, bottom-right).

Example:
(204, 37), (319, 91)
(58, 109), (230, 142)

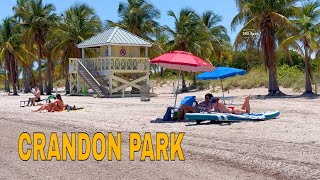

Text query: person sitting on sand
(27, 86), (41, 106)
(179, 93), (214, 120)
(32, 94), (64, 112)
(211, 95), (251, 114)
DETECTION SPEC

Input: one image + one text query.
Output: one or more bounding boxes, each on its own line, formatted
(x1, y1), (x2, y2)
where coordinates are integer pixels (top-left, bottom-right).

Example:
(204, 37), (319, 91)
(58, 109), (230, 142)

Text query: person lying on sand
(211, 95), (251, 114)
(32, 94), (64, 112)
(64, 104), (83, 111)
(179, 93), (214, 120)
(27, 86), (41, 106)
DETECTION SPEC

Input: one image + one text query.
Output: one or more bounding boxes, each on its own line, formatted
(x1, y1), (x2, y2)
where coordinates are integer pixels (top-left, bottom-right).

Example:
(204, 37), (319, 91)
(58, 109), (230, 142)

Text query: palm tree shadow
(254, 94), (320, 100)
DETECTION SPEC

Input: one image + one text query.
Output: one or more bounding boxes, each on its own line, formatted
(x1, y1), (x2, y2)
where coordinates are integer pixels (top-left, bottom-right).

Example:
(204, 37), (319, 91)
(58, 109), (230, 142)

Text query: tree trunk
(193, 73), (196, 87)
(160, 67), (164, 77)
(3, 70), (7, 91)
(180, 45), (188, 92)
(304, 46), (313, 94)
(4, 70), (9, 92)
(181, 72), (187, 92)
(9, 53), (18, 95)
(5, 54), (10, 92)
(46, 55), (53, 95)
(261, 24), (281, 96)
(17, 79), (20, 92)
(64, 58), (70, 94)
(4, 69), (10, 92)
(37, 41), (44, 95)
(23, 66), (30, 93)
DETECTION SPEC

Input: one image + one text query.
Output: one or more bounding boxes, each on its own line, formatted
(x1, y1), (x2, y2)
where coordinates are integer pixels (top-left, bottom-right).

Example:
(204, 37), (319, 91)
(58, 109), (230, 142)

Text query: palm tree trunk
(180, 45), (188, 92)
(23, 67), (28, 92)
(4, 70), (9, 92)
(37, 42), (44, 95)
(5, 54), (10, 92)
(160, 67), (164, 77)
(46, 55), (53, 95)
(17, 80), (20, 91)
(193, 73), (196, 87)
(262, 26), (280, 95)
(64, 58), (70, 94)
(304, 46), (312, 94)
(181, 72), (187, 92)
(3, 71), (7, 90)
(9, 53), (18, 95)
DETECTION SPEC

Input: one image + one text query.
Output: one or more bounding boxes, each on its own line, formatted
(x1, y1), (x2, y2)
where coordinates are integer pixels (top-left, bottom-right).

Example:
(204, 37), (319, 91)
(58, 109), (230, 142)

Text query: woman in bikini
(211, 95), (251, 114)
(50, 94), (64, 112)
(32, 94), (64, 112)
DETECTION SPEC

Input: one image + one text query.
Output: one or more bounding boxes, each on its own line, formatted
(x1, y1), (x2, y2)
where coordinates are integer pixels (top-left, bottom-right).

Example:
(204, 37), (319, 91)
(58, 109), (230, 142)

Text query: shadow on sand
(150, 118), (189, 123)
(254, 93), (320, 100)
(150, 118), (238, 126)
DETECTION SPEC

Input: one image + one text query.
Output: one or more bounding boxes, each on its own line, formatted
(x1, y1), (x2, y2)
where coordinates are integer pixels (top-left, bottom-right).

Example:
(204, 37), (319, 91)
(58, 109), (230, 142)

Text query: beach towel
(185, 111), (280, 122)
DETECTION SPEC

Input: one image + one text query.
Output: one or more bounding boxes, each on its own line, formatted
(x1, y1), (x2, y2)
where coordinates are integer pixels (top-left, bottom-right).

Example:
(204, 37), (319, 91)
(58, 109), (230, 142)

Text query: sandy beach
(0, 85), (319, 180)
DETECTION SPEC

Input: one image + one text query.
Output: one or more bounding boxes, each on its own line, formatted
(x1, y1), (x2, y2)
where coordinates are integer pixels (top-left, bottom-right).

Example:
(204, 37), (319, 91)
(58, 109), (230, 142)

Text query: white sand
(0, 85), (319, 179)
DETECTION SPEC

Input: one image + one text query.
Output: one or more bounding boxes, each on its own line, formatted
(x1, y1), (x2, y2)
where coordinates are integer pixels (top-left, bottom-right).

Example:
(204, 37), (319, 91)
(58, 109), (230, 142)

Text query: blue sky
(0, 0), (240, 43)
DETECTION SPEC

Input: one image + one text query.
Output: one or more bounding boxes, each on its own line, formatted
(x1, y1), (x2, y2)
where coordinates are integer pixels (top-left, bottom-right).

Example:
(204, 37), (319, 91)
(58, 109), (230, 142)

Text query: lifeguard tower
(69, 27), (152, 97)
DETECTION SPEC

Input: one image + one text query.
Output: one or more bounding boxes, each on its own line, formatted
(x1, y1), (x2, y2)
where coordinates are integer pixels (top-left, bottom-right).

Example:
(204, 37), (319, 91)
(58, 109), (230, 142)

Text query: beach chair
(20, 98), (41, 107)
(19, 95), (55, 107)
(163, 96), (196, 121)
(177, 96), (196, 110)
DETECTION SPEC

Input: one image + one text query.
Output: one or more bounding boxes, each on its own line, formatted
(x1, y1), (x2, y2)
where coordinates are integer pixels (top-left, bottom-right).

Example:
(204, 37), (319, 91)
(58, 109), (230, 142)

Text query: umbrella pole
(173, 69), (181, 110)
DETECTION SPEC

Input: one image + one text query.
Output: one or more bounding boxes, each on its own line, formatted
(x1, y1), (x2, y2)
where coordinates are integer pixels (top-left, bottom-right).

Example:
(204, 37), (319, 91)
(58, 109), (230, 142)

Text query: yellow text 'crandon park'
(18, 132), (185, 161)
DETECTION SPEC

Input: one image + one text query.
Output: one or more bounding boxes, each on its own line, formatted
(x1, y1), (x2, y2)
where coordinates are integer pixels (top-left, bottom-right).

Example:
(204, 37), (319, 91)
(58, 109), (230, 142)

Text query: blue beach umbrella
(196, 67), (246, 97)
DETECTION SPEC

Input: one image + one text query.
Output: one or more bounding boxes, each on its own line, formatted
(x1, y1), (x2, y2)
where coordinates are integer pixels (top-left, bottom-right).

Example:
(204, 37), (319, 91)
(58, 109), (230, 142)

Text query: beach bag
(163, 107), (174, 121)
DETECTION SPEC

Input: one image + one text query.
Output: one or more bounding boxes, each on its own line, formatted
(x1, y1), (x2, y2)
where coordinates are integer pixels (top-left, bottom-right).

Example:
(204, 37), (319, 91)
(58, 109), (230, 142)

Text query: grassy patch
(207, 65), (309, 92)
(53, 79), (65, 88)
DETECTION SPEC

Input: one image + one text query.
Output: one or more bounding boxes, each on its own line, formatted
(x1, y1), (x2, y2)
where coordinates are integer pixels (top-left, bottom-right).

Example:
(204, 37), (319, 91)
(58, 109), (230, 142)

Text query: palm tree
(0, 17), (29, 95)
(0, 25), (9, 92)
(232, 0), (299, 95)
(0, 17), (19, 95)
(14, 0), (58, 94)
(50, 3), (101, 94)
(281, 1), (320, 94)
(149, 31), (171, 77)
(108, 0), (160, 39)
(165, 8), (227, 91)
(200, 11), (232, 64)
(165, 8), (202, 91)
(107, 0), (160, 93)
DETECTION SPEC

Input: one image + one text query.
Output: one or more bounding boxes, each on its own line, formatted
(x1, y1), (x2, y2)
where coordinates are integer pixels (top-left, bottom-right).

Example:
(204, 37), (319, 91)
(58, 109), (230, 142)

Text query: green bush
(53, 79), (65, 88)
(196, 80), (210, 90)
(277, 64), (304, 90)
(277, 50), (304, 69)
(207, 65), (307, 92)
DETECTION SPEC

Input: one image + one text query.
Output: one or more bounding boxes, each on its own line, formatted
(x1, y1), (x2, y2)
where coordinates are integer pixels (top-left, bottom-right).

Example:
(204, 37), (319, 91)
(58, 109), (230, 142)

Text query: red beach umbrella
(150, 51), (215, 109)
(150, 51), (214, 72)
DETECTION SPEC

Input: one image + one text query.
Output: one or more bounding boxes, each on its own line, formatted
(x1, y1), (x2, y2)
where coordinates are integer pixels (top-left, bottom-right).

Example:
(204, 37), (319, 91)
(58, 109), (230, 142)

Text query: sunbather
(211, 95), (251, 114)
(32, 94), (64, 112)
(27, 86), (41, 106)
(178, 93), (214, 120)
(65, 104), (84, 111)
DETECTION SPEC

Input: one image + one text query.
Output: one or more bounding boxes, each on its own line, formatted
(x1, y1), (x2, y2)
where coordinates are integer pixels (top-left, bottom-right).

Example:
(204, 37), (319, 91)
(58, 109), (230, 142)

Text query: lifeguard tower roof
(77, 26), (152, 48)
